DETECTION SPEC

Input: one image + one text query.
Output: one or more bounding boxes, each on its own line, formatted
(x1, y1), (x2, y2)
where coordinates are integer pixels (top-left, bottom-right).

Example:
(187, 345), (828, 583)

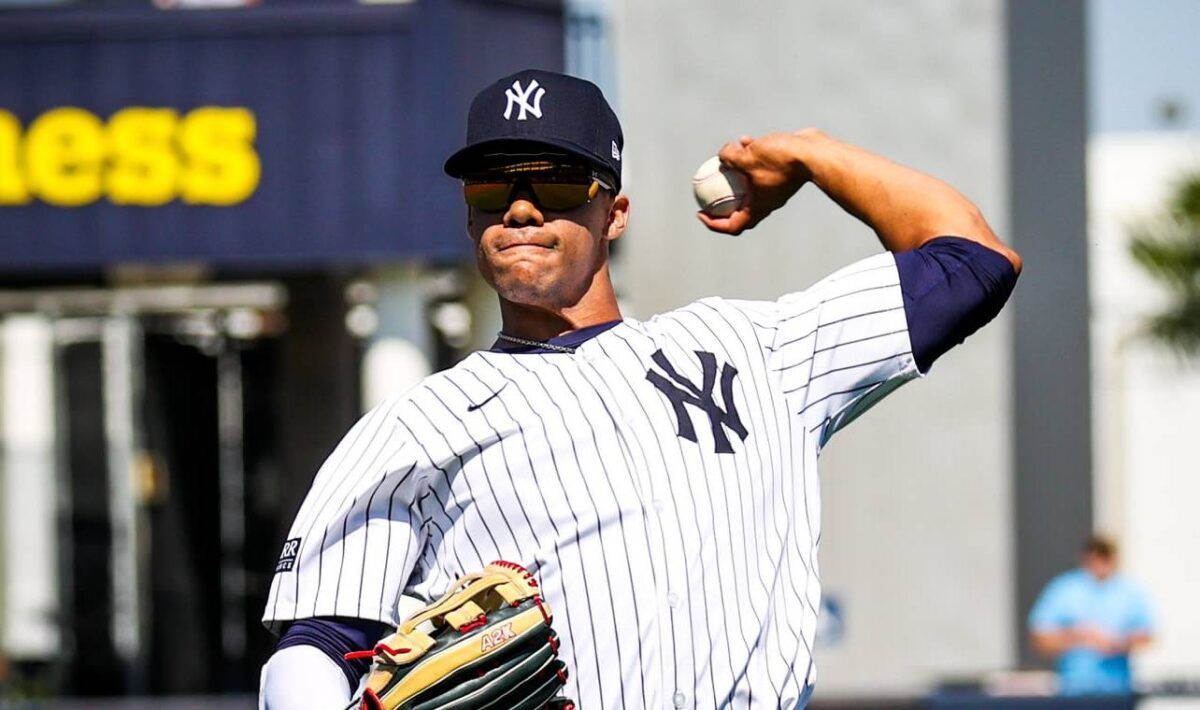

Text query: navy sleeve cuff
(276, 616), (394, 692)
(895, 236), (1019, 373)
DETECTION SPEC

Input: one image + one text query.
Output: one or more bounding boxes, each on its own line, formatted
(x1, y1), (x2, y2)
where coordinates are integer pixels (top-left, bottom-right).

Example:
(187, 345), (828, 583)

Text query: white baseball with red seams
(692, 156), (748, 218)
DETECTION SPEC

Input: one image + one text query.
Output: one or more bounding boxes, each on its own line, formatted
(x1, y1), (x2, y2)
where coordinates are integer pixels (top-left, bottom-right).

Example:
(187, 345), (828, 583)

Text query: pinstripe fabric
(264, 252), (920, 709)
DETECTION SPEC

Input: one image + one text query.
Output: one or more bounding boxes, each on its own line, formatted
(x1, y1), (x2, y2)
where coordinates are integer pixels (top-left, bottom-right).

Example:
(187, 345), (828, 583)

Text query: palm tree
(1128, 172), (1200, 355)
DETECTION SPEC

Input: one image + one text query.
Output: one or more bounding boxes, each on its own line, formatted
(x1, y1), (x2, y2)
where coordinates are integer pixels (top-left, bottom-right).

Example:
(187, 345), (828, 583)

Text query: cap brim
(444, 137), (616, 186)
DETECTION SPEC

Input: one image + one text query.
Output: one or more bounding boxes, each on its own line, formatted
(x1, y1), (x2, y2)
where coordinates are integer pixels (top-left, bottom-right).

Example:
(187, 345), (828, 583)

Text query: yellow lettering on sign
(1, 106), (261, 208)
(106, 107), (180, 206)
(179, 107), (260, 206)
(25, 107), (105, 207)
(0, 110), (29, 205)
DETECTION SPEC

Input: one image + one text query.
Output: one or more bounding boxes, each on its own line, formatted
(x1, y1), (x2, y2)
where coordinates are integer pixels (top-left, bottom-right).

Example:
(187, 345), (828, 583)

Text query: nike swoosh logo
(467, 384), (508, 412)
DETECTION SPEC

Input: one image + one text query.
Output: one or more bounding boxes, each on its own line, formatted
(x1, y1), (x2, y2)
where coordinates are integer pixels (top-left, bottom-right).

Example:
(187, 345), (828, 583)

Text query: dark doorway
(60, 339), (122, 696)
(45, 277), (360, 697)
(140, 323), (286, 694)
(56, 319), (287, 696)
(142, 330), (223, 694)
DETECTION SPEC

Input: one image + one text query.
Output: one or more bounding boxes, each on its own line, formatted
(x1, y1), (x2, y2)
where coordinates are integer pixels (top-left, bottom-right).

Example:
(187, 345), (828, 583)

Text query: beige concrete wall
(611, 0), (1014, 694)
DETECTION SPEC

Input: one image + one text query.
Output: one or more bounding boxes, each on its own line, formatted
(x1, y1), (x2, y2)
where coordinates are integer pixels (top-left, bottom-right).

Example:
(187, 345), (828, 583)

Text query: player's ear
(605, 194), (630, 242)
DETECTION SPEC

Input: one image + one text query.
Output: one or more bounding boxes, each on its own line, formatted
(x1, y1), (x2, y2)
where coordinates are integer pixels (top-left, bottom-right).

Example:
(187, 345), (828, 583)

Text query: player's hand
(698, 131), (815, 236)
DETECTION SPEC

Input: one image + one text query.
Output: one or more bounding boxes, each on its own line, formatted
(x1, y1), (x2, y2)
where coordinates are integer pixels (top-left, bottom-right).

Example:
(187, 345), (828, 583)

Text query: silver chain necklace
(495, 332), (577, 354)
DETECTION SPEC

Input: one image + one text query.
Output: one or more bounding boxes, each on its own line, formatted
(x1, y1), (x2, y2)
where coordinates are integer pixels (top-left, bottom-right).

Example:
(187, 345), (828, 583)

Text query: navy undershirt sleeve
(276, 616), (393, 691)
(894, 236), (1019, 373)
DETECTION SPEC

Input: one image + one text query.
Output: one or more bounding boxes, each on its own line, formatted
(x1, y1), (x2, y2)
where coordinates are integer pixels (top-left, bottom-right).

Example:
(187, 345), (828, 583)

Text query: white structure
(1, 316), (61, 659)
(1090, 133), (1200, 684)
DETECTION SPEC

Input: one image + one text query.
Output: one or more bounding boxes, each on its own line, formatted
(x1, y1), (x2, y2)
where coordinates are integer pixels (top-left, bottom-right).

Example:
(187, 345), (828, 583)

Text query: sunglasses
(462, 169), (614, 213)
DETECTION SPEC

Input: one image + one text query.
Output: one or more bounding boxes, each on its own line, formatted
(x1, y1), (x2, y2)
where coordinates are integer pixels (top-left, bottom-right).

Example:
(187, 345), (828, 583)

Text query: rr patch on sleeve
(275, 538), (301, 572)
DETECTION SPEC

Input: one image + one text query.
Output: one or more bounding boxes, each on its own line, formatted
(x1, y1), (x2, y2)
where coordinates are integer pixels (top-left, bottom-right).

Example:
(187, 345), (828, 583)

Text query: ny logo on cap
(504, 79), (546, 121)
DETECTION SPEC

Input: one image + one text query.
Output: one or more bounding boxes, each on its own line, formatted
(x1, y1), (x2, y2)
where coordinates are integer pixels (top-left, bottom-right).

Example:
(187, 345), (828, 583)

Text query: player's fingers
(698, 213), (746, 235)
(696, 211), (723, 230)
(718, 141), (750, 169)
(697, 207), (753, 235)
(739, 135), (753, 147)
(725, 209), (755, 234)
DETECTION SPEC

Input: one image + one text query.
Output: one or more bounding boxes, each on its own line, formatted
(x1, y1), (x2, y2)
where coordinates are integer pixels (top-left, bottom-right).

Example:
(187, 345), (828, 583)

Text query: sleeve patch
(275, 537), (302, 573)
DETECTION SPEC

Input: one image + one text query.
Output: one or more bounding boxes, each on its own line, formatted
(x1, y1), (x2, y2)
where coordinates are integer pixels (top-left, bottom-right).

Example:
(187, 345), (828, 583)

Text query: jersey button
(652, 499), (665, 514)
(666, 592), (680, 608)
(673, 691), (688, 708)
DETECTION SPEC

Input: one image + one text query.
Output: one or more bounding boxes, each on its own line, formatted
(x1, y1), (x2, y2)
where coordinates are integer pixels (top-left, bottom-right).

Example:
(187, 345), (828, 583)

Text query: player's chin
(480, 250), (550, 286)
(493, 254), (556, 284)
(492, 272), (569, 310)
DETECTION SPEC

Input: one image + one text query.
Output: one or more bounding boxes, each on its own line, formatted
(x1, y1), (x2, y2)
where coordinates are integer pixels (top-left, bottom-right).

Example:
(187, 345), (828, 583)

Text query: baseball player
(259, 69), (1021, 709)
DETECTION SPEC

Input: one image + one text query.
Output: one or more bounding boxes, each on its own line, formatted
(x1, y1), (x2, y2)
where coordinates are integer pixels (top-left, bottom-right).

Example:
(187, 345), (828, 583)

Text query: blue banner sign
(0, 1), (564, 271)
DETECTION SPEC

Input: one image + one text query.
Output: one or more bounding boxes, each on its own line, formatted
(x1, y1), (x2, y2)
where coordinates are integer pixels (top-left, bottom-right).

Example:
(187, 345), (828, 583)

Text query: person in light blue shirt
(1029, 535), (1155, 695)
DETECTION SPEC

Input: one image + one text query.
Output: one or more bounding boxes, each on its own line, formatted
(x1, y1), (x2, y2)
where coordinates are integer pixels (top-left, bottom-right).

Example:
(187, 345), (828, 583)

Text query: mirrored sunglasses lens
(463, 183), (512, 211)
(531, 182), (593, 210)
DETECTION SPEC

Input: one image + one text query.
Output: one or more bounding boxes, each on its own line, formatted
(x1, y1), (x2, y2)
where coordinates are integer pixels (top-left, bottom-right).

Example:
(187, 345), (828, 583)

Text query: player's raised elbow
(940, 204), (1022, 275)
(981, 223), (1023, 276)
(987, 237), (1022, 276)
(1001, 246), (1023, 275)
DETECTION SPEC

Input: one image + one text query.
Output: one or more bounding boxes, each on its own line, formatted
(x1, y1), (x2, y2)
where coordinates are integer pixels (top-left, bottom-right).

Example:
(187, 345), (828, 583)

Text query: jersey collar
(489, 319), (623, 354)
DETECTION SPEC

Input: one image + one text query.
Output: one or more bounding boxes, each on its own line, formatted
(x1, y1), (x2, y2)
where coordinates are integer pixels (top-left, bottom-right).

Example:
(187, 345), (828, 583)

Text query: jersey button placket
(654, 502), (688, 710)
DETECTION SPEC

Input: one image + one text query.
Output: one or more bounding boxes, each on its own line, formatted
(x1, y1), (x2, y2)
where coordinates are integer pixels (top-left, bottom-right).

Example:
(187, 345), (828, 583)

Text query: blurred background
(0, 0), (1197, 707)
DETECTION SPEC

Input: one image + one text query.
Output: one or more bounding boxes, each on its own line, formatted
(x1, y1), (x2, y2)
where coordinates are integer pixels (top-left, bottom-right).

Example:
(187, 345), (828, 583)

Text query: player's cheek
(473, 241), (498, 286)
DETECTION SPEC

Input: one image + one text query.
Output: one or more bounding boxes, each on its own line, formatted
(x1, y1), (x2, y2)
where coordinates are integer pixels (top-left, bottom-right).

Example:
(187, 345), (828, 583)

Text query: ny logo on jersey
(646, 349), (748, 454)
(504, 79), (546, 121)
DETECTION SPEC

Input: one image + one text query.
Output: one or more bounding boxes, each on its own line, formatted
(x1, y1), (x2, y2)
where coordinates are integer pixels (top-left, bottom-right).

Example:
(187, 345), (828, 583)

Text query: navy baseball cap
(444, 69), (624, 190)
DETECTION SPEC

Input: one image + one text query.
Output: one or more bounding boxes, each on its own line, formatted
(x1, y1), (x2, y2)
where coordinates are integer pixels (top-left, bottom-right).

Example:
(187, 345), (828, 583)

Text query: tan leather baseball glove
(344, 561), (574, 710)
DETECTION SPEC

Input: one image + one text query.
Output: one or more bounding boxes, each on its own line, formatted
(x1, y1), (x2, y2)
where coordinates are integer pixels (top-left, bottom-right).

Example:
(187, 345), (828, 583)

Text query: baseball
(692, 156), (748, 218)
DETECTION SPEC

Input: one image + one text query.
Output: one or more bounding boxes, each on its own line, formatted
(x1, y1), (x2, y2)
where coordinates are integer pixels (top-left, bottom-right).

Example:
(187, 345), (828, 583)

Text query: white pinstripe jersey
(264, 252), (922, 709)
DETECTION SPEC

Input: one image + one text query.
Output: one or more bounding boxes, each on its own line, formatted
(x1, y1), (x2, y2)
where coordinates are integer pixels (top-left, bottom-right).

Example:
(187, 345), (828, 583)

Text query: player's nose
(503, 196), (544, 228)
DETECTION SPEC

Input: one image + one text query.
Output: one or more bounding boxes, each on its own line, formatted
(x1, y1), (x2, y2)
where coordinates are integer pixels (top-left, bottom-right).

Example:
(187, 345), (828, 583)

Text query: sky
(1090, 0), (1200, 133)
